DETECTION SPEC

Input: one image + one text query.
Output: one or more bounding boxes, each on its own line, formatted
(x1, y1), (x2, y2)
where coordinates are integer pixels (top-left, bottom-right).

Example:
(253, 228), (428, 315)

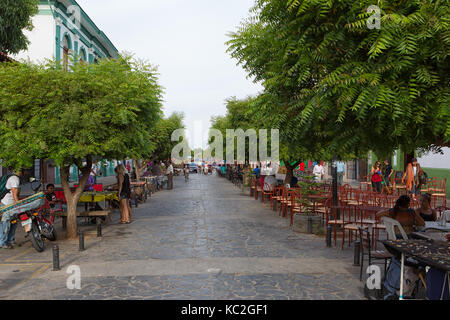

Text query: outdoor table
(79, 191), (116, 210)
(410, 231), (449, 242)
(422, 221), (450, 232)
(383, 239), (450, 300)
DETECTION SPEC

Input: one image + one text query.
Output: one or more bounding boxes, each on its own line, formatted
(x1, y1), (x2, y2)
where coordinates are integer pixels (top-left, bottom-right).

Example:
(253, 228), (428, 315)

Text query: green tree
(227, 0), (449, 165)
(0, 0), (39, 55)
(149, 112), (185, 162)
(0, 56), (163, 238)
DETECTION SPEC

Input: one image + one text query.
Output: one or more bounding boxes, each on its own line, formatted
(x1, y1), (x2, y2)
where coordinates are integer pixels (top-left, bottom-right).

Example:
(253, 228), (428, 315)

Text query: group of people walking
(370, 158), (427, 198)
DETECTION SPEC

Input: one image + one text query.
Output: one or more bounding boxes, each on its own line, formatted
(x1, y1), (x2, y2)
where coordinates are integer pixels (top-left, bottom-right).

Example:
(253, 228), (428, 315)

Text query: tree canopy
(227, 0), (450, 160)
(0, 56), (164, 238)
(149, 112), (185, 162)
(0, 0), (39, 55)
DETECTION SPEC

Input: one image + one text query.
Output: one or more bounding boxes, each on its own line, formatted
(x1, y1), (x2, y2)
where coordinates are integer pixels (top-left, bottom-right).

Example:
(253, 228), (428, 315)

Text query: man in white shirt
(313, 162), (325, 181)
(0, 170), (22, 249)
(166, 161), (174, 190)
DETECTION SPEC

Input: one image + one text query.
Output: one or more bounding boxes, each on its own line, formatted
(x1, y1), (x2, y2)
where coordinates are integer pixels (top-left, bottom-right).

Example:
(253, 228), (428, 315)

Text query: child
(45, 184), (57, 208)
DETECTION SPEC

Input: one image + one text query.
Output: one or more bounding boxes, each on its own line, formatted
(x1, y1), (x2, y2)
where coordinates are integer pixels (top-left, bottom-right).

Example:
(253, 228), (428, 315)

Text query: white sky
(76, 0), (263, 149)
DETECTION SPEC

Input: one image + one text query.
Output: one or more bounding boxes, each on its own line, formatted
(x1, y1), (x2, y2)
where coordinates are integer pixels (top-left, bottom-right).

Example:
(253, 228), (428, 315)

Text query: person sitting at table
(377, 195), (425, 235)
(290, 175), (298, 188)
(378, 195), (427, 299)
(80, 173), (95, 192)
(415, 193), (437, 222)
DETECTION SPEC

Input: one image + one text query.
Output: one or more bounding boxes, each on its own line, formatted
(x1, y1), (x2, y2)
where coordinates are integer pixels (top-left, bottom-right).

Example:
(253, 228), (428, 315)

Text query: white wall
(13, 14), (55, 63)
(418, 147), (450, 170)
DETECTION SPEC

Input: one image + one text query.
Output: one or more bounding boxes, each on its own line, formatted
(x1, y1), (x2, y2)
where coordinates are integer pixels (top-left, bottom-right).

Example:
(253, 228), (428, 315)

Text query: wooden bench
(58, 210), (112, 229)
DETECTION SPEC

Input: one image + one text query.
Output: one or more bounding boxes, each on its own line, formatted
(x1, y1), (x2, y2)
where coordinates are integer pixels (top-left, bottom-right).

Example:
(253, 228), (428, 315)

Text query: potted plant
(292, 174), (325, 234)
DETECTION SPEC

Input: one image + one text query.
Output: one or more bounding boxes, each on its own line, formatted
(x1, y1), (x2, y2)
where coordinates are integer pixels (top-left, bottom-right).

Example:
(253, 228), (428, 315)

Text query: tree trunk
(284, 160), (301, 185)
(133, 159), (148, 181)
(61, 161), (92, 239)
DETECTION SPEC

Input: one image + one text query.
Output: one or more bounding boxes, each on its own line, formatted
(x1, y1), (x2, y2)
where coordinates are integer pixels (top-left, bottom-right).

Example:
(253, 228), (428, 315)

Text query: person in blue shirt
(337, 161), (346, 186)
(253, 166), (260, 178)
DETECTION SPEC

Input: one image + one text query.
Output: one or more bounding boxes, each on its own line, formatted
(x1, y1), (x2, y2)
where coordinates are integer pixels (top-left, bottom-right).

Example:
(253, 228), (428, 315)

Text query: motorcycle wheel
(45, 224), (57, 241)
(29, 221), (45, 252)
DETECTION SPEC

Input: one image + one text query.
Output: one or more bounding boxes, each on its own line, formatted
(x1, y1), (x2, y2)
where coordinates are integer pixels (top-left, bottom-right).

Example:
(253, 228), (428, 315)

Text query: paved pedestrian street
(0, 174), (365, 300)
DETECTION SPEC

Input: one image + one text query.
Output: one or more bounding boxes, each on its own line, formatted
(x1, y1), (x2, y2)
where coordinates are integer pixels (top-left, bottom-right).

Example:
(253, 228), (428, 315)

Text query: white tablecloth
(424, 221), (450, 232)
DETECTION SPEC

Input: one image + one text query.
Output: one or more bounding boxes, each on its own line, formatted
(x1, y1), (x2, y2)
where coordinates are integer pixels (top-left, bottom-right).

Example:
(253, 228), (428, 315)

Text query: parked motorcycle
(9, 180), (56, 252)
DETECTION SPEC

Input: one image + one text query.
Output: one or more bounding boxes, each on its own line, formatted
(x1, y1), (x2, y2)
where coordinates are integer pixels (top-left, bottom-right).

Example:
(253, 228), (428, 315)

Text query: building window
(80, 49), (86, 64)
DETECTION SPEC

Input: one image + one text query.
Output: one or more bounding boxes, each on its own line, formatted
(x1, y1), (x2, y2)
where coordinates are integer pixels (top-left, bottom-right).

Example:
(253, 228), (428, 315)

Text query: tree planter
(292, 214), (323, 234)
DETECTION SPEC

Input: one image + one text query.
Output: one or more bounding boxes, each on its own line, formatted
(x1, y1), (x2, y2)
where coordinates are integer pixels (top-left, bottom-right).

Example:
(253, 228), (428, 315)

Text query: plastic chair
(381, 216), (409, 240)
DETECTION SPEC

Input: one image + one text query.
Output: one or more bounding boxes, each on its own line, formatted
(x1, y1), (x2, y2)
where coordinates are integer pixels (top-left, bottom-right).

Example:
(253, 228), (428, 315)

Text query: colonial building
(10, 0), (120, 184)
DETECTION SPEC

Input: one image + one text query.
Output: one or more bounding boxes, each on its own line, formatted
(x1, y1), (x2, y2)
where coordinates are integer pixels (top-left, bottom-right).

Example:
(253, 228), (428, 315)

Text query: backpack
(0, 174), (18, 201)
(419, 170), (428, 185)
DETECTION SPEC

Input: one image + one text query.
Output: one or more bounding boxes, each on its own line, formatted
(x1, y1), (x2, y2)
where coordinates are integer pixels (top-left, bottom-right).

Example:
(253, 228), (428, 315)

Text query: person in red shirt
(371, 161), (383, 193)
(299, 162), (305, 172)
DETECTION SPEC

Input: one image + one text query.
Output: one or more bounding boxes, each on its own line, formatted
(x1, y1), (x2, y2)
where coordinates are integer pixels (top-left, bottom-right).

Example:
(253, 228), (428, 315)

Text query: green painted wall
(422, 167), (450, 197)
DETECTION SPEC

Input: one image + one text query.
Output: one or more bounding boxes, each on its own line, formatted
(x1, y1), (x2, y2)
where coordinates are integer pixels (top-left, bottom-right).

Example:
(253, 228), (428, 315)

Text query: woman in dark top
(415, 193), (437, 222)
(115, 164), (131, 224)
(377, 195), (425, 235)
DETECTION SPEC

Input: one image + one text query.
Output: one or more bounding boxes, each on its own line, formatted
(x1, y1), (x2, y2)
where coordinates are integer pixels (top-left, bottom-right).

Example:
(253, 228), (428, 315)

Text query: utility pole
(332, 155), (339, 219)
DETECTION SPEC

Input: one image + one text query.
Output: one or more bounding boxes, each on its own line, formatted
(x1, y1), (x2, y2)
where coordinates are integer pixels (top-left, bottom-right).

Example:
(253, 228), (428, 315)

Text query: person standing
(402, 158), (421, 199)
(313, 162), (324, 181)
(371, 161), (383, 193)
(0, 169), (22, 249)
(253, 166), (260, 179)
(336, 161), (346, 186)
(151, 161), (162, 191)
(115, 164), (131, 224)
(166, 160), (174, 190)
(383, 160), (394, 187)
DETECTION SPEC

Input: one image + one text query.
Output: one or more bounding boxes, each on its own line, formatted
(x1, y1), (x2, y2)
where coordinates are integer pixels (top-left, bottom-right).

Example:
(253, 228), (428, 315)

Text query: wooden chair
(249, 177), (256, 197)
(326, 202), (345, 247)
(271, 186), (284, 211)
(342, 206), (368, 249)
(279, 188), (295, 218)
(315, 195), (331, 223)
(358, 227), (392, 281)
(290, 192), (305, 226)
(261, 183), (274, 204)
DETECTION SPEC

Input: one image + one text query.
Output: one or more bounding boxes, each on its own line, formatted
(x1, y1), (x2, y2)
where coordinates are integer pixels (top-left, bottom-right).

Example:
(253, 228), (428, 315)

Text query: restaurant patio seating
(249, 177), (256, 198)
(326, 203), (345, 247)
(279, 188), (296, 218)
(271, 186), (284, 211)
(261, 183), (274, 204)
(341, 206), (368, 249)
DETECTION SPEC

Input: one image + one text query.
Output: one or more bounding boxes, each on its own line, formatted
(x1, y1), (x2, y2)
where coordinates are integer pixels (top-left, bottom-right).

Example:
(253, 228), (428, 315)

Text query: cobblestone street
(0, 174), (365, 300)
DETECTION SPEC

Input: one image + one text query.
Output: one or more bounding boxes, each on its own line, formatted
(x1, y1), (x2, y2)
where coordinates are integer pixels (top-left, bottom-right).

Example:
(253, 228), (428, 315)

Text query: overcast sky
(76, 0), (263, 149)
